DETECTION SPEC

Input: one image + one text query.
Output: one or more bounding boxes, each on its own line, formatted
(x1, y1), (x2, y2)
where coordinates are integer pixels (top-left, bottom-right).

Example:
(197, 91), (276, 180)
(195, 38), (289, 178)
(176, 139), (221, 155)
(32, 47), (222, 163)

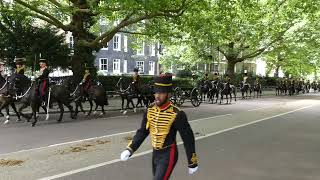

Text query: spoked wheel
(190, 87), (202, 107)
(172, 87), (185, 106)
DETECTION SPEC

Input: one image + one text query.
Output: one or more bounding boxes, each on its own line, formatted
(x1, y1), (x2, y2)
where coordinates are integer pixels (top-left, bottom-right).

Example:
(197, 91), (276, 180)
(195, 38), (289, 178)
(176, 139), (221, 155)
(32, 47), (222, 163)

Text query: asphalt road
(0, 92), (319, 180)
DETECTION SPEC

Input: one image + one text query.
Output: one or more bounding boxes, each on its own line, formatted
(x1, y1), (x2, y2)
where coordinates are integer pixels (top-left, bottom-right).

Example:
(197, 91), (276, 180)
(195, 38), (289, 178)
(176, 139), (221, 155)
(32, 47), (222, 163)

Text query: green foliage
(0, 6), (70, 70)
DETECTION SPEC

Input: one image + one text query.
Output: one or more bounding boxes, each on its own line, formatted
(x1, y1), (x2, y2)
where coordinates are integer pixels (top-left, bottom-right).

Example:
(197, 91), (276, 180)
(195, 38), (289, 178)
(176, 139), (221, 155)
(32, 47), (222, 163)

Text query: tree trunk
(226, 59), (237, 77)
(71, 44), (95, 82)
(274, 65), (280, 77)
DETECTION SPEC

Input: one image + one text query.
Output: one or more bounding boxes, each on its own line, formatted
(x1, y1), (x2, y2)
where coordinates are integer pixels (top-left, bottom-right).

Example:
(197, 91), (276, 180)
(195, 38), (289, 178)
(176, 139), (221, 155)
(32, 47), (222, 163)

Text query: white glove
(188, 166), (198, 175)
(120, 150), (131, 161)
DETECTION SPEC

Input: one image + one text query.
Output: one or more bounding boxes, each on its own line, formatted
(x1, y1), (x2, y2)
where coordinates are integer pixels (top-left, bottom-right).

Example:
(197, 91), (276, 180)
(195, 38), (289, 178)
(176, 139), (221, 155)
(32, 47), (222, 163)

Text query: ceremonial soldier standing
(14, 57), (26, 75)
(120, 73), (199, 180)
(36, 59), (50, 106)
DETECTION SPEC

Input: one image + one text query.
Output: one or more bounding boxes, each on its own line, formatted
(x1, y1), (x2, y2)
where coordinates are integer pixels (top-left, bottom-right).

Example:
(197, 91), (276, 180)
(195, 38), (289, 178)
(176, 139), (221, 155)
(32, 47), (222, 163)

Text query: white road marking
(0, 113), (231, 157)
(37, 105), (313, 180)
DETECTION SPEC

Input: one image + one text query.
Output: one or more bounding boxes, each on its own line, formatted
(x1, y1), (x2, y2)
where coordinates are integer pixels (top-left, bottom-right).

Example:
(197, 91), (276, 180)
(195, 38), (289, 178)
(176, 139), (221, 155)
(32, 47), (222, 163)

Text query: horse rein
(15, 83), (33, 100)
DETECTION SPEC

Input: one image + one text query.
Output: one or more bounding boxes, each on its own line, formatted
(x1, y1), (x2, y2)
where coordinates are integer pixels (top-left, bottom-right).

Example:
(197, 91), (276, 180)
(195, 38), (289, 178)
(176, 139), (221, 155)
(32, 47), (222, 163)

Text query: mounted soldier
(213, 72), (219, 84)
(79, 66), (93, 98)
(242, 70), (249, 85)
(225, 73), (231, 84)
(36, 59), (50, 106)
(14, 57), (26, 75)
(132, 67), (141, 95)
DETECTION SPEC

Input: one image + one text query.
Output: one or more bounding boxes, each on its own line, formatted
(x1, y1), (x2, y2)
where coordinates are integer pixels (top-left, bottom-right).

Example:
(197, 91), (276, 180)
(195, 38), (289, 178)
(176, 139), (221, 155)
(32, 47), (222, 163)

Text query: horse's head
(7, 74), (30, 93)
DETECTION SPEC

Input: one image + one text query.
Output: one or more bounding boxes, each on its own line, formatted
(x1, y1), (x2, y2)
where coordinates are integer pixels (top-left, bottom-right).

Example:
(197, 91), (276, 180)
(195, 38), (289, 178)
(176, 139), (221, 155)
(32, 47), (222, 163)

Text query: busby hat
(214, 72), (218, 75)
(39, 58), (47, 63)
(14, 57), (26, 65)
(153, 73), (173, 93)
(133, 67), (139, 72)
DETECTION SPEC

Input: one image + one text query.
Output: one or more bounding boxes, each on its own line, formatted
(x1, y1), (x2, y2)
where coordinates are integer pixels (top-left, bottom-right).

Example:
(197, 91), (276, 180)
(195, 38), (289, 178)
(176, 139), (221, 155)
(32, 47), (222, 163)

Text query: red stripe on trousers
(163, 145), (176, 180)
(41, 80), (47, 96)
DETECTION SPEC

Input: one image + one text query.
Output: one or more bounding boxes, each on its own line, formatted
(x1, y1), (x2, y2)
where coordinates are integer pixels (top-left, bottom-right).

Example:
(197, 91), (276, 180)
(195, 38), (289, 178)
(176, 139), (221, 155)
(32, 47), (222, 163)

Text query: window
(136, 61), (144, 73)
(137, 41), (144, 55)
(123, 35), (128, 52)
(149, 61), (155, 75)
(123, 60), (127, 73)
(69, 36), (74, 49)
(113, 34), (121, 51)
(99, 58), (108, 71)
(100, 33), (108, 50)
(113, 59), (120, 74)
(150, 44), (156, 56)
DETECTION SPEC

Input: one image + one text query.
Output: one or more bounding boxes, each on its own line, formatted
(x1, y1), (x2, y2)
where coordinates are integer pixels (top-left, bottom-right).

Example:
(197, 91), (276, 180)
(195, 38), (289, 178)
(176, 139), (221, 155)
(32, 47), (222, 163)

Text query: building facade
(67, 32), (160, 76)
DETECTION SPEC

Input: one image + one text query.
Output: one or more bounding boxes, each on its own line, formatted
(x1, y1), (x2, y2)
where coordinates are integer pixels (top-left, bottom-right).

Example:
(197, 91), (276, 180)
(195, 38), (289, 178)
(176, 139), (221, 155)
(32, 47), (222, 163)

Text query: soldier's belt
(153, 143), (176, 151)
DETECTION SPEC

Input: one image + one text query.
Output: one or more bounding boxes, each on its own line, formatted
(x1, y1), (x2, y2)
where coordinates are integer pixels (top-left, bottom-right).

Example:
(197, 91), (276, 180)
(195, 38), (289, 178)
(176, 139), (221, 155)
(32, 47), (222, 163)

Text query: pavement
(0, 91), (319, 180)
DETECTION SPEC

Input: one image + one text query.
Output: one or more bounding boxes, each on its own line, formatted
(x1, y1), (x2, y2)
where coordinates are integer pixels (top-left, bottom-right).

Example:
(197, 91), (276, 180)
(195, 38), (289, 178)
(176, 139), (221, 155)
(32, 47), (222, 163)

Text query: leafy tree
(7, 0), (197, 80)
(170, 0), (320, 77)
(0, 6), (70, 72)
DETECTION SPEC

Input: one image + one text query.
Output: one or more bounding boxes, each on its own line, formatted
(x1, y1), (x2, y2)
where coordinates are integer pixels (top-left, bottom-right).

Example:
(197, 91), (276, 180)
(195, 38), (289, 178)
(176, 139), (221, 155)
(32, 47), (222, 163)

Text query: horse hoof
(6, 115), (10, 120)
(120, 110), (124, 113)
(93, 111), (97, 115)
(16, 119), (22, 122)
(133, 108), (137, 113)
(123, 111), (127, 115)
(99, 112), (104, 116)
(3, 120), (9, 125)
(31, 123), (36, 127)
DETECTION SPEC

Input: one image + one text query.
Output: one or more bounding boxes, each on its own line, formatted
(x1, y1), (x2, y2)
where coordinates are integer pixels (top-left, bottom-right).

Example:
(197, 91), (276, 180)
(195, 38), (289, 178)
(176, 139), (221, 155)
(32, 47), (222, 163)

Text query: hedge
(53, 74), (277, 92)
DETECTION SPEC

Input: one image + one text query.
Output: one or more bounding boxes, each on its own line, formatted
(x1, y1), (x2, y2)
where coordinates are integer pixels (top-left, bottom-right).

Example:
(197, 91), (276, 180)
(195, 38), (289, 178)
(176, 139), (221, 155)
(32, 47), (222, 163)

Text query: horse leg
(100, 105), (106, 116)
(11, 102), (21, 122)
(18, 103), (32, 122)
(88, 99), (93, 116)
(64, 101), (75, 119)
(57, 102), (64, 123)
(74, 101), (80, 117)
(120, 96), (125, 112)
(31, 105), (38, 127)
(3, 105), (10, 124)
(131, 98), (136, 112)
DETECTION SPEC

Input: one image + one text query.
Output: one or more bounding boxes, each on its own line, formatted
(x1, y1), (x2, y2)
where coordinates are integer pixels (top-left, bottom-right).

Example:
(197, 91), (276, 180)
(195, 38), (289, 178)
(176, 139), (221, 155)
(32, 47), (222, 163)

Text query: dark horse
(0, 75), (21, 124)
(115, 77), (153, 114)
(240, 82), (252, 99)
(218, 82), (236, 104)
(60, 76), (109, 117)
(253, 82), (262, 98)
(12, 74), (75, 126)
(208, 81), (220, 104)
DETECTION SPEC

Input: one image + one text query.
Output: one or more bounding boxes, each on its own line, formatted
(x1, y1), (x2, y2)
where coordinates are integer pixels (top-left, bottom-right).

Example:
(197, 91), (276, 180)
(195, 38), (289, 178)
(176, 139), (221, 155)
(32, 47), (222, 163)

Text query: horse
(218, 82), (234, 104)
(115, 77), (152, 114)
(12, 74), (75, 126)
(288, 82), (295, 96)
(253, 82), (262, 98)
(199, 80), (212, 102)
(59, 76), (108, 117)
(240, 82), (252, 99)
(0, 75), (21, 124)
(208, 81), (220, 104)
